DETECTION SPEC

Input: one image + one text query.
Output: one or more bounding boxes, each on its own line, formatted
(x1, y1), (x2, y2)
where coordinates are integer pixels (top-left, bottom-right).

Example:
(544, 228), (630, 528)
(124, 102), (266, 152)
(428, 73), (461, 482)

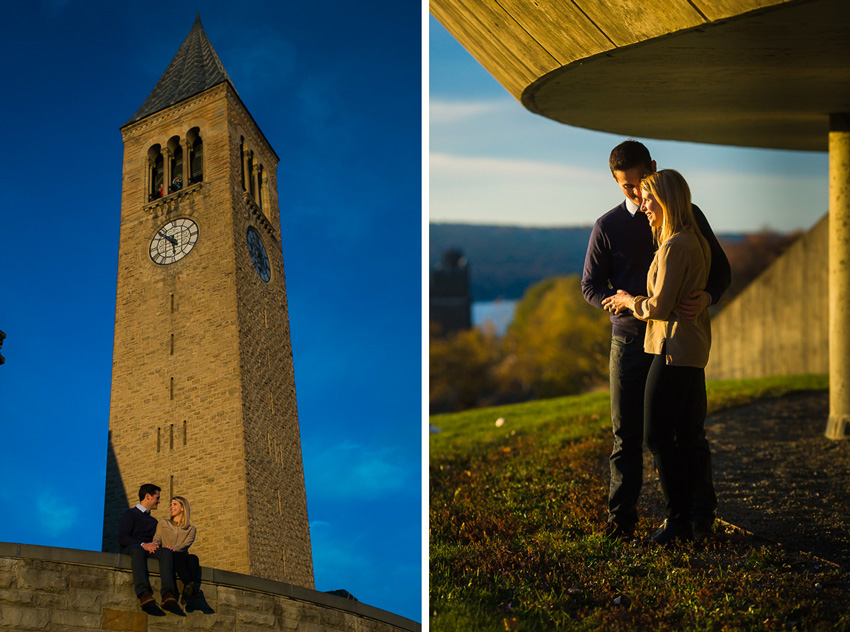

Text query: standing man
(119, 483), (178, 610)
(581, 140), (731, 542)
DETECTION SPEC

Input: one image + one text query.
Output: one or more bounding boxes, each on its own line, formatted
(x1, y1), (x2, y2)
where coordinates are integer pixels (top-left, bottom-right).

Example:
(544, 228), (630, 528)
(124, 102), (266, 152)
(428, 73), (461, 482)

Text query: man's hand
(678, 290), (710, 320)
(602, 290), (634, 315)
(142, 542), (159, 554)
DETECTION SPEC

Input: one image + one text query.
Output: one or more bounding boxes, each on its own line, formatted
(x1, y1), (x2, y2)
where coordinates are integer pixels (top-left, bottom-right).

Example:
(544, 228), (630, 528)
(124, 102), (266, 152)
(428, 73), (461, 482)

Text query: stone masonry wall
(0, 544), (419, 632)
(706, 213), (828, 380)
(225, 90), (313, 585)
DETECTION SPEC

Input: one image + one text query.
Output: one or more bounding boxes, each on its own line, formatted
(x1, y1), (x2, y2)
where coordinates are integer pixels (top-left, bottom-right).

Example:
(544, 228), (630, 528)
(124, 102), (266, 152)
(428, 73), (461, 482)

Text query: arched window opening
(148, 145), (164, 201)
(188, 127), (203, 184)
(256, 164), (264, 210)
(167, 136), (183, 193)
(247, 151), (256, 199)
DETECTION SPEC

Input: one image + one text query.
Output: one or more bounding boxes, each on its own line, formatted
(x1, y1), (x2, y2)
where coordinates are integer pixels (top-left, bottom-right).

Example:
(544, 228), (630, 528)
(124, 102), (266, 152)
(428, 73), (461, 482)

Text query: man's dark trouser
(124, 545), (177, 597)
(607, 335), (717, 528)
(608, 334), (653, 529)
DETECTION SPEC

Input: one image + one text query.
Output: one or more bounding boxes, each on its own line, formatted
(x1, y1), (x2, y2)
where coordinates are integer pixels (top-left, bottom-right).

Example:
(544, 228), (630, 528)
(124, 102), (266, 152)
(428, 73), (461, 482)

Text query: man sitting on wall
(119, 483), (178, 611)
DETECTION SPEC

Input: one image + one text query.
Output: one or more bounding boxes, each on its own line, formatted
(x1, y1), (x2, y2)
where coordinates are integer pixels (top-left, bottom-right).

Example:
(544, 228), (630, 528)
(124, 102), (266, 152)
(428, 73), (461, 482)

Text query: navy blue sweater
(118, 507), (158, 549)
(581, 201), (731, 338)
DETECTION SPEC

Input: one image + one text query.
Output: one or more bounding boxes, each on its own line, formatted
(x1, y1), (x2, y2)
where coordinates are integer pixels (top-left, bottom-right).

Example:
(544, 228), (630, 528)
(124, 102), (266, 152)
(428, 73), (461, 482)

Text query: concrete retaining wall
(0, 543), (419, 632)
(706, 213), (828, 380)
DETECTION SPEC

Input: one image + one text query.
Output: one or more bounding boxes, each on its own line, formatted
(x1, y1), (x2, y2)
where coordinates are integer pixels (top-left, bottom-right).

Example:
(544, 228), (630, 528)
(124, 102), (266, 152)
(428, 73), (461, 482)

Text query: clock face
(247, 226), (271, 282)
(150, 218), (199, 265)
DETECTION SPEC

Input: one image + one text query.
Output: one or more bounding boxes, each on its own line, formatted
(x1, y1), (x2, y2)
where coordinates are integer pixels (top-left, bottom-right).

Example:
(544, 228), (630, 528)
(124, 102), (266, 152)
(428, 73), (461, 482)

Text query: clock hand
(158, 230), (178, 246)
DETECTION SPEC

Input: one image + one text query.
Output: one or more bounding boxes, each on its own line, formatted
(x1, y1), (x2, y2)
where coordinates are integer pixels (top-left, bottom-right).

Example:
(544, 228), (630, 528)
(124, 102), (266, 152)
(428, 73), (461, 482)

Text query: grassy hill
(430, 374), (843, 631)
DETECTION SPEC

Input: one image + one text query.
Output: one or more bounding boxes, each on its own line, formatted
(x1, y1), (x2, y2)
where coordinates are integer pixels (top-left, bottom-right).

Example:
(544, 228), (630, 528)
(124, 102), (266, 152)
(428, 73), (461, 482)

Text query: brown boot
(138, 591), (156, 608)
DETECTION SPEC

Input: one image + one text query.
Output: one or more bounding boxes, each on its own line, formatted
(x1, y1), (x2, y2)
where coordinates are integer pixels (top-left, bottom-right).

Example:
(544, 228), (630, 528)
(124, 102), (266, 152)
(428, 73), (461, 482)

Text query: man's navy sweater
(581, 201), (731, 338)
(118, 507), (158, 549)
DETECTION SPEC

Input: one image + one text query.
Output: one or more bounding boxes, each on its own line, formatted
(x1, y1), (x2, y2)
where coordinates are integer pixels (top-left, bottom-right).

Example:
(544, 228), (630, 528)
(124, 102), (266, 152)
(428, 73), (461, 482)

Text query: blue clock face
(150, 218), (199, 265)
(247, 226), (271, 282)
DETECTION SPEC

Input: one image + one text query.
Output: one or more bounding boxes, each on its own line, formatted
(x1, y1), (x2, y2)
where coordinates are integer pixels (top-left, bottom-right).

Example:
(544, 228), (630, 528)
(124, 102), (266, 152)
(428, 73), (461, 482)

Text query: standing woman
(154, 496), (202, 601)
(603, 169), (713, 544)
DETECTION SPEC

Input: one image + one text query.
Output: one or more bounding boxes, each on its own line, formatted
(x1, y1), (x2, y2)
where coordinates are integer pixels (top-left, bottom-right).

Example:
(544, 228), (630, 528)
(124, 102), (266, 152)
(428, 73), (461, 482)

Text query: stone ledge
(0, 542), (420, 631)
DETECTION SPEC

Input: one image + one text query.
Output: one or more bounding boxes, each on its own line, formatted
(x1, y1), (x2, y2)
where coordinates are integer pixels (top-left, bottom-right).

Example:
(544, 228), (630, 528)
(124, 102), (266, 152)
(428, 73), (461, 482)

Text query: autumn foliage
(431, 231), (802, 413)
(430, 275), (610, 413)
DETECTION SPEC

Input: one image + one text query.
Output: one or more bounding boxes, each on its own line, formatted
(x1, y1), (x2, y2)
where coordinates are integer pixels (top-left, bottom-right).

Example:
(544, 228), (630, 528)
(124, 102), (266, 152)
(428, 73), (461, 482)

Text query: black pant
(644, 354), (716, 523)
(124, 545), (176, 597)
(173, 551), (201, 588)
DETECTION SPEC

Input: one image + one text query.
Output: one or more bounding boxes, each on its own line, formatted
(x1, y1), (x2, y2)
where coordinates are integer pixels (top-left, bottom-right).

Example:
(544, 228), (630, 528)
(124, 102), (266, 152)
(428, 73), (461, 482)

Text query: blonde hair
(640, 169), (710, 269)
(170, 496), (191, 529)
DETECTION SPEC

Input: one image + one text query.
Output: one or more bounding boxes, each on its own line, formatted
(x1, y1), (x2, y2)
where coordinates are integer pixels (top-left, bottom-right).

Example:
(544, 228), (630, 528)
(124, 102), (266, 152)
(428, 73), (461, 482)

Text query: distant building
(430, 249), (472, 334)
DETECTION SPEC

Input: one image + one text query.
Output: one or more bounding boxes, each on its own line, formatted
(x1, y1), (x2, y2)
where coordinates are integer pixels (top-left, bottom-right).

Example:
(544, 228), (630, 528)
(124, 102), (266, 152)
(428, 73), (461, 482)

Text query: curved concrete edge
(0, 542), (421, 631)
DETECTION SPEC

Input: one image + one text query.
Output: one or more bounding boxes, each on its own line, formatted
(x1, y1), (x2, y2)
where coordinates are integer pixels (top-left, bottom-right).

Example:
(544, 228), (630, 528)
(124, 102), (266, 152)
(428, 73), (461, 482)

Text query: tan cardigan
(153, 518), (196, 552)
(631, 231), (711, 368)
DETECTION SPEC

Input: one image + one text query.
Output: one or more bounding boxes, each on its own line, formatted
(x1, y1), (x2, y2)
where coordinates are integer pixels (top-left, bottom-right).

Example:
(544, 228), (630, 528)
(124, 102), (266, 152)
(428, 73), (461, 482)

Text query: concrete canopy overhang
(431, 0), (850, 152)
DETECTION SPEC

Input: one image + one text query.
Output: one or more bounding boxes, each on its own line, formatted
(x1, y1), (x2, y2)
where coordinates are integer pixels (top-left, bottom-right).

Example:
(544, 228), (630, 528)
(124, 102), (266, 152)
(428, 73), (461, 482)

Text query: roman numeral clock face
(149, 218), (199, 265)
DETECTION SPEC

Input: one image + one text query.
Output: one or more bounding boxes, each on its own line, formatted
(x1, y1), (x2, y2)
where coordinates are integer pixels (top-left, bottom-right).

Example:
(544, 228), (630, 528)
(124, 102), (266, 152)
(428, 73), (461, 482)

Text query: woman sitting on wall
(154, 496), (201, 602)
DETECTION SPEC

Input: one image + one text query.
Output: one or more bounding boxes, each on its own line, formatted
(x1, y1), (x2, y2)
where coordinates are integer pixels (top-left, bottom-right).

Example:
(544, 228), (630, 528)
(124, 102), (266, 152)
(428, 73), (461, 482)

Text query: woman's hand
(602, 290), (634, 315)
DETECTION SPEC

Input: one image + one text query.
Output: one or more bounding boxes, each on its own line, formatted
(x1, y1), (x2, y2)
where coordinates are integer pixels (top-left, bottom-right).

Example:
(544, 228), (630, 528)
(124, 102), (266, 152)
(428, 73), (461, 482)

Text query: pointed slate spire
(125, 14), (234, 126)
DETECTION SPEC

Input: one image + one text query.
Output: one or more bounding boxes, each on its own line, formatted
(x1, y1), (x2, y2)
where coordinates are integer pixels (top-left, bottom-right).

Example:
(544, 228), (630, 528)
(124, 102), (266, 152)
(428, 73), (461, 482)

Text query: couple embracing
(583, 140), (732, 545)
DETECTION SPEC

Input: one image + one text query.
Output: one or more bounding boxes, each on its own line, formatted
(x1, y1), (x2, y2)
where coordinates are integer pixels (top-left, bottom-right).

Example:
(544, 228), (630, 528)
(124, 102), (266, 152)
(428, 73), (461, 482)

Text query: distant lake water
(472, 299), (519, 336)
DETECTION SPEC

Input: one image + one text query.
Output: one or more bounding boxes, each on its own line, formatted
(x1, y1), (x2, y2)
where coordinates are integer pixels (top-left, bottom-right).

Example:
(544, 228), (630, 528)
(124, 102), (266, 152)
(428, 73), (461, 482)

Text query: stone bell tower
(101, 15), (314, 588)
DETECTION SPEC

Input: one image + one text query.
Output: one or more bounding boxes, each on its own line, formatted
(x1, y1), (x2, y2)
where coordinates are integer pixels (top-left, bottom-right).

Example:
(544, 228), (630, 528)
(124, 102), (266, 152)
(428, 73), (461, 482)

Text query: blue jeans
(607, 334), (653, 528)
(124, 544), (177, 597)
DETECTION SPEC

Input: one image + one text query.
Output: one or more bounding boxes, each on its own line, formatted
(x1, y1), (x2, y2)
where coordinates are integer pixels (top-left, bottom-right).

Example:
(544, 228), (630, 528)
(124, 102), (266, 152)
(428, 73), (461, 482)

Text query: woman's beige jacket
(153, 519), (196, 553)
(632, 231), (711, 368)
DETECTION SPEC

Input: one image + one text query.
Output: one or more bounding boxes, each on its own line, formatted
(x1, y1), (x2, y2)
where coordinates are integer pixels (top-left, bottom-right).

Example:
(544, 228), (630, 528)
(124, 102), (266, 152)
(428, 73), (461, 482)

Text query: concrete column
(827, 113), (850, 439)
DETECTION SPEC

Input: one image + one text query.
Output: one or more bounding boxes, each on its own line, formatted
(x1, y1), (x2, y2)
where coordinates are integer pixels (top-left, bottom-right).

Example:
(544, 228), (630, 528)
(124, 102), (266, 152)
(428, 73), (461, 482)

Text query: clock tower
(102, 16), (314, 588)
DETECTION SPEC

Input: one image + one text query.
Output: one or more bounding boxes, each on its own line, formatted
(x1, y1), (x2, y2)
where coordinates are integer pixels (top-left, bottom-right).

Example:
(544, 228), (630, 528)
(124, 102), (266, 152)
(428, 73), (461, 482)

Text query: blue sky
(0, 1), (420, 622)
(429, 15), (829, 234)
